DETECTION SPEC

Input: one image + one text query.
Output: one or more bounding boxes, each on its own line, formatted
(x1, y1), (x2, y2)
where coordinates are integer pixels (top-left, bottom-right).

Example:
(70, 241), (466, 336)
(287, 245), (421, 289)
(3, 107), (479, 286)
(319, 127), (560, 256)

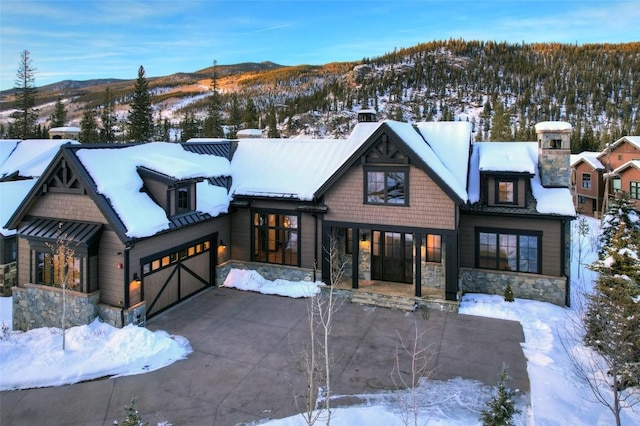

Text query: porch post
(352, 228), (359, 289)
(445, 233), (459, 301)
(415, 232), (422, 297)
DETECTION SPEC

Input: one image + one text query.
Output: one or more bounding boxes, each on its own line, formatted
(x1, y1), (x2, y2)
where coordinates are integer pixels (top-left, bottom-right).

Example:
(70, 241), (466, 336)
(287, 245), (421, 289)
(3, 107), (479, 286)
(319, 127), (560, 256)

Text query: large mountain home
(5, 117), (576, 330)
(0, 139), (78, 296)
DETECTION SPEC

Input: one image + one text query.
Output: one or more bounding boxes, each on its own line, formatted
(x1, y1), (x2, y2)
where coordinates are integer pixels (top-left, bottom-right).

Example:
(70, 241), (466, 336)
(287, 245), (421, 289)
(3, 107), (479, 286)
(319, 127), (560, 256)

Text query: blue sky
(1, 0), (639, 91)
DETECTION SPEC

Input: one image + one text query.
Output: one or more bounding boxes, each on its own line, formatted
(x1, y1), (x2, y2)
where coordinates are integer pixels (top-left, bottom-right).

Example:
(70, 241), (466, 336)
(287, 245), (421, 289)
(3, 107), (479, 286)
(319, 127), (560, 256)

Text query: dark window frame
(33, 248), (83, 291)
(142, 238), (211, 276)
(631, 181), (640, 199)
(363, 166), (409, 206)
(2, 236), (17, 264)
(424, 234), (442, 263)
(476, 228), (542, 274)
(494, 178), (518, 205)
(251, 209), (301, 267)
(175, 184), (191, 214)
(581, 173), (592, 189)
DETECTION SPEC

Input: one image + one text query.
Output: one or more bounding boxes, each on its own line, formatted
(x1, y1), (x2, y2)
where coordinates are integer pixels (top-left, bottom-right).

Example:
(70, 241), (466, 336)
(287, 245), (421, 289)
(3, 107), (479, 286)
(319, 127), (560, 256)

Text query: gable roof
(0, 179), (37, 236)
(8, 142), (232, 242)
(230, 123), (379, 200)
(0, 139), (79, 180)
(571, 151), (604, 170)
(597, 136), (640, 159)
(468, 142), (575, 217)
(610, 159), (640, 176)
(1, 139), (78, 237)
(233, 120), (472, 204)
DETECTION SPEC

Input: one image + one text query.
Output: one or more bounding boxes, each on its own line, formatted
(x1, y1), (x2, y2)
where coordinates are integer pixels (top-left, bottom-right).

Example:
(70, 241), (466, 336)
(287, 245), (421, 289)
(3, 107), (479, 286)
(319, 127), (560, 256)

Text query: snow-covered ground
(1, 215), (638, 425)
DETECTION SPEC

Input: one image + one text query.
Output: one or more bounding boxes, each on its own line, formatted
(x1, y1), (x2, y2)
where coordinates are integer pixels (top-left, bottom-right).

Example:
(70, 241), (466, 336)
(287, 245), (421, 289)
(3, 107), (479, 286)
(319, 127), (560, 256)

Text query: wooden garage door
(141, 239), (215, 318)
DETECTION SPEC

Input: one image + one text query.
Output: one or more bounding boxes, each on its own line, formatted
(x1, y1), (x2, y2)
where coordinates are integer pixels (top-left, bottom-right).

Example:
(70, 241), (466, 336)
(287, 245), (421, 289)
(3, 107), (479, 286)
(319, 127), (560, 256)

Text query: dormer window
(176, 185), (191, 213)
(495, 178), (518, 205)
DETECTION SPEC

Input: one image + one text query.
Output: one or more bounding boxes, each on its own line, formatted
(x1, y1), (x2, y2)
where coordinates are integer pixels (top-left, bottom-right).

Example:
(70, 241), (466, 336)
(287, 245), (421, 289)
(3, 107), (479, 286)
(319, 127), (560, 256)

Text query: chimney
(535, 121), (572, 188)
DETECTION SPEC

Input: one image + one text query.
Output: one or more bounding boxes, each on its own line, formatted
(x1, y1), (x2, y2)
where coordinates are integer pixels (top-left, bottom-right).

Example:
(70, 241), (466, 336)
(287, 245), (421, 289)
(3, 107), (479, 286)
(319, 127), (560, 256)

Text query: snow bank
(222, 268), (324, 298)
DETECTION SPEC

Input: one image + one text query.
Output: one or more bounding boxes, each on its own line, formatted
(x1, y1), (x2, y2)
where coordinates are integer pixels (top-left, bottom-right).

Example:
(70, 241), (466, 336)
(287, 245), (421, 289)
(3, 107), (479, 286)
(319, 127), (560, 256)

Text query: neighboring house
(48, 127), (80, 140)
(7, 142), (232, 330)
(0, 139), (78, 295)
(6, 118), (576, 331)
(598, 136), (640, 212)
(570, 151), (605, 217)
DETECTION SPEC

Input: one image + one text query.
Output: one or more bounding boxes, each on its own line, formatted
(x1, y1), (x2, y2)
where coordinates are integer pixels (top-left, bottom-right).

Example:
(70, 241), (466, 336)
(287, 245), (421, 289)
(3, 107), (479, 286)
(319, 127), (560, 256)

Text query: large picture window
(365, 168), (408, 205)
(35, 250), (81, 290)
(477, 229), (540, 273)
(253, 211), (299, 266)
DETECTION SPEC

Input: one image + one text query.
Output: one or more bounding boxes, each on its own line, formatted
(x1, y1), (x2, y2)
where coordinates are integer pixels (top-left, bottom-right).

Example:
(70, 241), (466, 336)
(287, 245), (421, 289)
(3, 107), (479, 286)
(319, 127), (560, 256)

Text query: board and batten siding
(97, 230), (126, 306)
(324, 165), (457, 230)
(459, 214), (564, 277)
(141, 177), (169, 213)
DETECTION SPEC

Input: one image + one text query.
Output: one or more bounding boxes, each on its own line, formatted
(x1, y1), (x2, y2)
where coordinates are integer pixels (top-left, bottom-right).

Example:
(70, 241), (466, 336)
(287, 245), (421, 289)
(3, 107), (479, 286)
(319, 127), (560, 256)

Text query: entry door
(371, 231), (413, 284)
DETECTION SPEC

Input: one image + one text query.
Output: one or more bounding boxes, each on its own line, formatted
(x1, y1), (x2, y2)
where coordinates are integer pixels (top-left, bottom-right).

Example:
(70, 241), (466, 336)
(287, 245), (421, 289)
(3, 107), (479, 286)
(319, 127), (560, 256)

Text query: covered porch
(332, 278), (459, 313)
(322, 223), (460, 305)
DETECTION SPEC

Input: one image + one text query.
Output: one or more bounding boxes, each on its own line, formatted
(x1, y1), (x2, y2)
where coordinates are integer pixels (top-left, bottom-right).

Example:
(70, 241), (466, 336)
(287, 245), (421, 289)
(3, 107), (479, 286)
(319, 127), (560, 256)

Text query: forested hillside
(1, 39), (638, 151)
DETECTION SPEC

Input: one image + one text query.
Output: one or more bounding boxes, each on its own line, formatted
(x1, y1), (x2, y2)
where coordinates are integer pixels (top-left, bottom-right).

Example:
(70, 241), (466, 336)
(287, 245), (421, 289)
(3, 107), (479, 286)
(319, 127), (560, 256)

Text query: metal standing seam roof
(19, 218), (102, 246)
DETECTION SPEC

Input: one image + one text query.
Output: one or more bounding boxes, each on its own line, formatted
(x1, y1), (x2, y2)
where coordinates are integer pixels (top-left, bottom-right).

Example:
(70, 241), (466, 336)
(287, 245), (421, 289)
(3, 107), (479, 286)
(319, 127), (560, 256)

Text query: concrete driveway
(0, 287), (528, 425)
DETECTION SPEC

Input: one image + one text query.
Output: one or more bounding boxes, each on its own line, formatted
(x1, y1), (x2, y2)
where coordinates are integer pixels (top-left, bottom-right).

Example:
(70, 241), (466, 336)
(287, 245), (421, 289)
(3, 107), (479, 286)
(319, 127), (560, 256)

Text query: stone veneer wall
(12, 284), (100, 331)
(216, 260), (319, 287)
(539, 150), (571, 188)
(459, 267), (566, 306)
(97, 302), (146, 328)
(0, 262), (16, 296)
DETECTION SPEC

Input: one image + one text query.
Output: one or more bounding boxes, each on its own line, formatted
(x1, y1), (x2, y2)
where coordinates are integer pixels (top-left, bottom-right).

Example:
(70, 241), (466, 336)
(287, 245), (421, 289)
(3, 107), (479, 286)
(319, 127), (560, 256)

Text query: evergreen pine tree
(480, 365), (521, 426)
(79, 110), (99, 143)
(179, 109), (199, 142)
(243, 98), (259, 128)
(203, 60), (225, 138)
(49, 97), (67, 128)
(127, 66), (153, 142)
(100, 87), (117, 143)
(490, 102), (513, 141)
(583, 190), (640, 422)
(266, 105), (280, 138)
(13, 50), (38, 139)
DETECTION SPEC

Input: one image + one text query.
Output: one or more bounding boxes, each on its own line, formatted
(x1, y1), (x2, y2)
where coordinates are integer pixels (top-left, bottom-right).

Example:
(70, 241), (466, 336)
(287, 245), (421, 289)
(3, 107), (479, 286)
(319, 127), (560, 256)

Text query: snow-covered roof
(571, 151), (604, 170)
(386, 121), (469, 202)
(478, 142), (537, 173)
(598, 136), (640, 158)
(237, 129), (263, 138)
(231, 120), (472, 203)
(534, 121), (572, 132)
(468, 142), (575, 216)
(611, 159), (640, 175)
(414, 121), (472, 197)
(230, 131), (368, 200)
(76, 143), (231, 239)
(0, 140), (20, 167)
(49, 127), (80, 133)
(0, 180), (37, 236)
(0, 139), (79, 179)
